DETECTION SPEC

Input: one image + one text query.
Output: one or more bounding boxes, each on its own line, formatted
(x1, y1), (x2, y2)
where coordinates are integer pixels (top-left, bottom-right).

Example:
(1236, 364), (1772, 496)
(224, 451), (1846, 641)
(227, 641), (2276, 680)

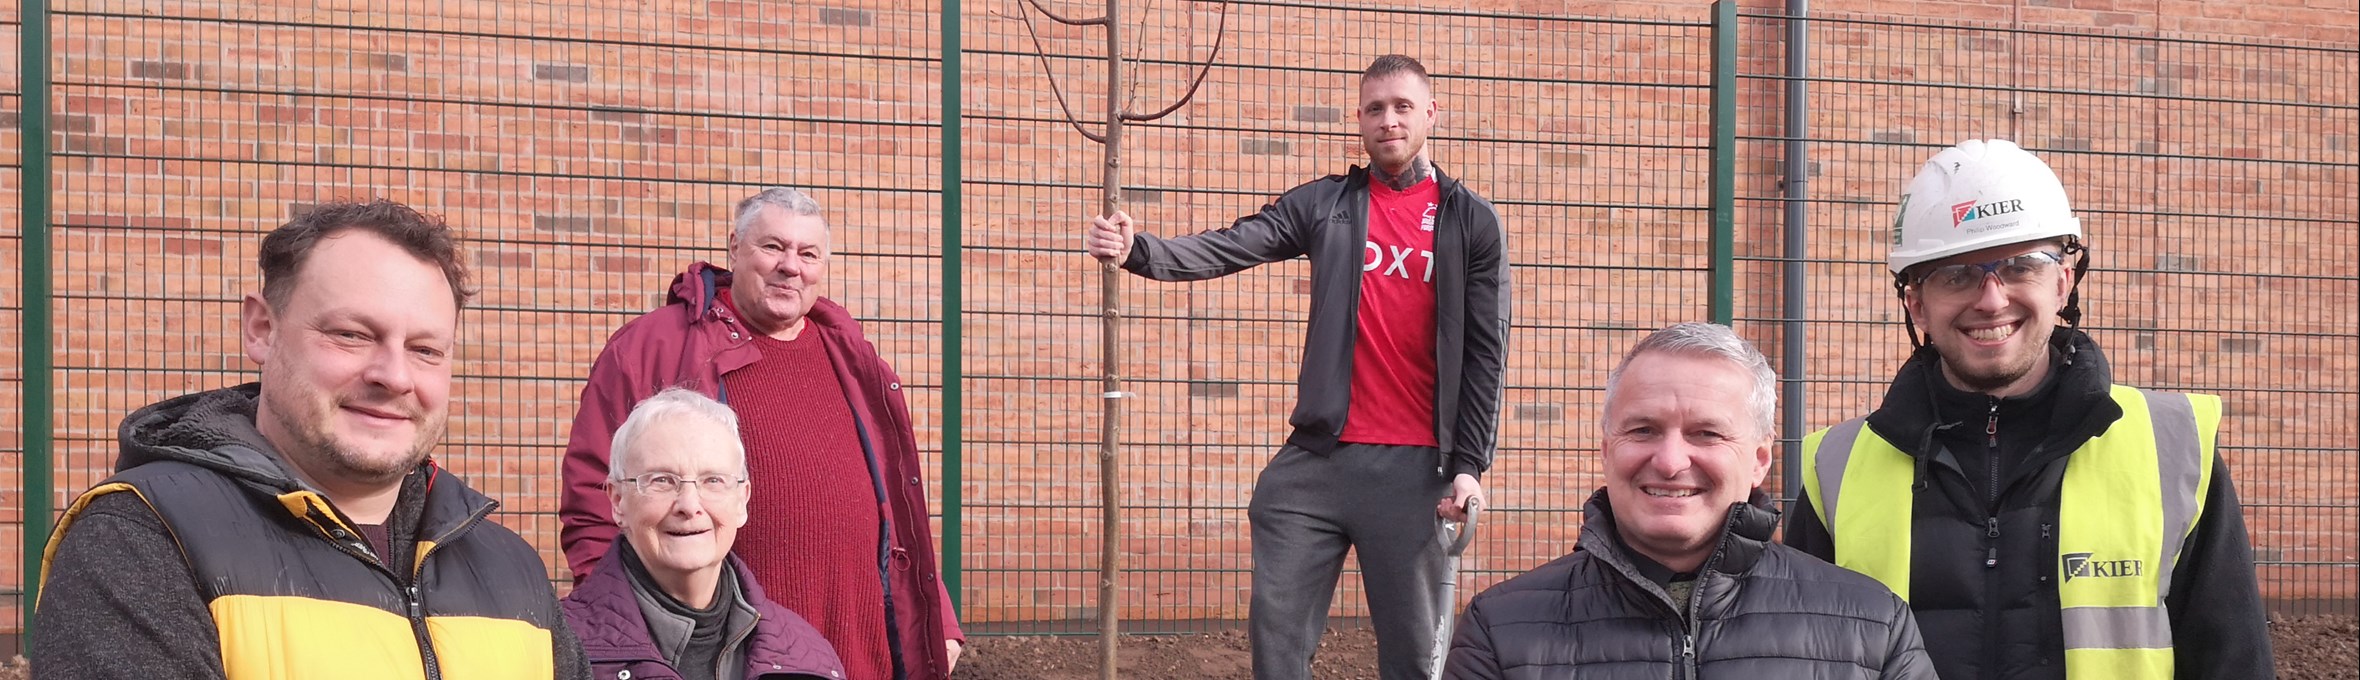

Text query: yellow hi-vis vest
(1801, 384), (2218, 680)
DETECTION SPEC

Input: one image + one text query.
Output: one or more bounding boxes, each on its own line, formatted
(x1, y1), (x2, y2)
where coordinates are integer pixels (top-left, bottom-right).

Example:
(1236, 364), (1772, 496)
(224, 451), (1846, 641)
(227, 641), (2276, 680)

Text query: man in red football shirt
(560, 188), (963, 680)
(1085, 55), (1511, 680)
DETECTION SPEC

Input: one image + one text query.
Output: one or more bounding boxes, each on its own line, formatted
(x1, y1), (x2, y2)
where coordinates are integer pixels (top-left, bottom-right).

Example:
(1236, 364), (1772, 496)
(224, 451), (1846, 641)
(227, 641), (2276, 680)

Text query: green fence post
(19, 0), (56, 635)
(939, 0), (964, 617)
(1709, 0), (1737, 325)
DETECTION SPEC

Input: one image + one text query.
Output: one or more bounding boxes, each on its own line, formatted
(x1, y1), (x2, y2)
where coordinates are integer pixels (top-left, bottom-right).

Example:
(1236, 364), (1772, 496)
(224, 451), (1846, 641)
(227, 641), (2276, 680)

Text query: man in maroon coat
(560, 188), (964, 680)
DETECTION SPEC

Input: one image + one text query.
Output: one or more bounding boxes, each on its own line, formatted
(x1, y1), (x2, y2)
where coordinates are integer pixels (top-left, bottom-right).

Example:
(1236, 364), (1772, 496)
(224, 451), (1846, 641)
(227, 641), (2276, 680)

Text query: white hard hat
(1887, 139), (2082, 274)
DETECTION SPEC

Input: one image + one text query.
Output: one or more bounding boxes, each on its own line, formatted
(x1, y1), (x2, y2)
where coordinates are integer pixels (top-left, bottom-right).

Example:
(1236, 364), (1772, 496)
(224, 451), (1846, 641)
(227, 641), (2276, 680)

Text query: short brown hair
(1363, 54), (1431, 86)
(260, 200), (477, 311)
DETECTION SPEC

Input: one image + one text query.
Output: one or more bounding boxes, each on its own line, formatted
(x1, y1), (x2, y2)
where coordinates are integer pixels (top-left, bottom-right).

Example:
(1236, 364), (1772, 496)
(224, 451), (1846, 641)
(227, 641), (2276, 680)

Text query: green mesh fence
(960, 0), (1713, 631)
(2, 2), (22, 650)
(1731, 11), (2358, 616)
(4, 2), (948, 650)
(4, 0), (2353, 652)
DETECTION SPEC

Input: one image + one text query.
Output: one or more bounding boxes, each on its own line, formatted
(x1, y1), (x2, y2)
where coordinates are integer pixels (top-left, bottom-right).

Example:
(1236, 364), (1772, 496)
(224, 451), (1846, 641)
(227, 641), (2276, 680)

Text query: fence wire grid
(1, 0), (2353, 649)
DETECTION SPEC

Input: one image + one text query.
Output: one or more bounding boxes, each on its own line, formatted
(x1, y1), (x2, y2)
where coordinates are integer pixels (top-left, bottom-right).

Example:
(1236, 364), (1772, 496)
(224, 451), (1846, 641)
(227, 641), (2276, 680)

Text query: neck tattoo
(1373, 156), (1432, 191)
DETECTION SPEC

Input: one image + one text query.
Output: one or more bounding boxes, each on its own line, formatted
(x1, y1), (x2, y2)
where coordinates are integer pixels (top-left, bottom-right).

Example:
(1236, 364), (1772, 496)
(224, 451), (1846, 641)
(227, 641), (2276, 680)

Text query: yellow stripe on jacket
(211, 594), (553, 680)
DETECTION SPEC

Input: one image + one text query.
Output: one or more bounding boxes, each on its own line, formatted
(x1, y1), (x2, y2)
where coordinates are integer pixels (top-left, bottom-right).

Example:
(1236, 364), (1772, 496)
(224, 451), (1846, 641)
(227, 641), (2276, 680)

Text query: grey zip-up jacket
(1120, 163), (1510, 477)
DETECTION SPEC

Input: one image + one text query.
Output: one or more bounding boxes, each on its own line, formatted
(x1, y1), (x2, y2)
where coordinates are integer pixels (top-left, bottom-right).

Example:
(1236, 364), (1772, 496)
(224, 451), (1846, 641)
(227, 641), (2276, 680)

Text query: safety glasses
(1911, 251), (2066, 299)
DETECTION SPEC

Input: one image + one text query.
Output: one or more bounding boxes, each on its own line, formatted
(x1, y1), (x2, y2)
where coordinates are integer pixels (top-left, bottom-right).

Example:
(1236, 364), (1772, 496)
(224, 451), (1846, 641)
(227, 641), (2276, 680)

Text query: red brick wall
(0, 0), (2351, 634)
(1726, 0), (2360, 619)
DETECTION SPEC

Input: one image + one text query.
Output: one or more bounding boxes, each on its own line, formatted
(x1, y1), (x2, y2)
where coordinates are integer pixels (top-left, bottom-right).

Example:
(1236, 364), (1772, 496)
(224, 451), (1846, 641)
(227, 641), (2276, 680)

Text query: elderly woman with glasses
(562, 388), (846, 680)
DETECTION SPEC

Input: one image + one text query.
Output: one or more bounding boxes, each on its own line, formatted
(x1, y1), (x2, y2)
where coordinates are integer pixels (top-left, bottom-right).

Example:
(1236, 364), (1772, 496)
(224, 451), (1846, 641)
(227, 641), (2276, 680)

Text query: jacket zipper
(1677, 631), (1696, 680)
(848, 405), (910, 680)
(722, 607), (762, 675)
(1667, 509), (1740, 680)
(406, 502), (496, 680)
(310, 512), (448, 680)
(406, 584), (443, 680)
(1982, 398), (2003, 680)
(1984, 517), (2003, 568)
(1599, 535), (1699, 680)
(1982, 398), (2002, 570)
(1677, 581), (1703, 680)
(1984, 399), (2001, 504)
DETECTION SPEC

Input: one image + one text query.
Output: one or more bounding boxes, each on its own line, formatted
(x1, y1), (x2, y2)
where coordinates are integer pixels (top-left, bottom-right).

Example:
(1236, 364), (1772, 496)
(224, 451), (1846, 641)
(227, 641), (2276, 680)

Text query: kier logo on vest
(2062, 552), (2145, 582)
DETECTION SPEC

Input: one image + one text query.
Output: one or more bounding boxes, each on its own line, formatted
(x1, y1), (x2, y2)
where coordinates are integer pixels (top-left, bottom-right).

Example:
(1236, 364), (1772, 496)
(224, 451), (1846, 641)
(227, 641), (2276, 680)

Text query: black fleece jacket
(1121, 163), (1510, 477)
(1784, 329), (2274, 680)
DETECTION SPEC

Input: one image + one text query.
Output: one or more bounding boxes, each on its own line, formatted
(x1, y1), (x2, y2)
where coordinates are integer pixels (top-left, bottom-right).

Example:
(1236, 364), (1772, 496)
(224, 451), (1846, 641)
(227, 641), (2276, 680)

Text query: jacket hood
(117, 383), (312, 492)
(666, 261), (869, 342)
(1866, 326), (2122, 467)
(118, 384), (499, 540)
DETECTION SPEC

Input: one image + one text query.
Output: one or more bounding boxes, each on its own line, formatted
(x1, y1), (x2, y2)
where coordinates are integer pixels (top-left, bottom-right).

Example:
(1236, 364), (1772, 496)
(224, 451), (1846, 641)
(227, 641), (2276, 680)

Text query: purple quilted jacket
(562, 543), (847, 680)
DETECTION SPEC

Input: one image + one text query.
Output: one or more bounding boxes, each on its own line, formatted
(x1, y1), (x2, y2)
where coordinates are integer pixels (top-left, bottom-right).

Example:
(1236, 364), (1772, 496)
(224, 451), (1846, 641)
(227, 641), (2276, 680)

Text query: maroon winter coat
(560, 262), (963, 680)
(562, 542), (846, 680)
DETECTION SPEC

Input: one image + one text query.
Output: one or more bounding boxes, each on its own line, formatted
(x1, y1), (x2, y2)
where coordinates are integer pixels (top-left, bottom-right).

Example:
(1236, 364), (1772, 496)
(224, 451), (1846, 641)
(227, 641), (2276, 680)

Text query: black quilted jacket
(1444, 489), (1938, 680)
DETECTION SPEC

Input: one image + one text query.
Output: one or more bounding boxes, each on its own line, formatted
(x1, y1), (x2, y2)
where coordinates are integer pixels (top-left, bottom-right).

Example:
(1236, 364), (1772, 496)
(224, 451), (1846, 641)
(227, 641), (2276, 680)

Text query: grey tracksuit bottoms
(1249, 442), (1453, 680)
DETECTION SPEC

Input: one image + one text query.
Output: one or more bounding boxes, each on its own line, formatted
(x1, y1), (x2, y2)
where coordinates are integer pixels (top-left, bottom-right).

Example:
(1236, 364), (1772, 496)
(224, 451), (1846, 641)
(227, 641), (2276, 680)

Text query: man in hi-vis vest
(1782, 139), (2273, 679)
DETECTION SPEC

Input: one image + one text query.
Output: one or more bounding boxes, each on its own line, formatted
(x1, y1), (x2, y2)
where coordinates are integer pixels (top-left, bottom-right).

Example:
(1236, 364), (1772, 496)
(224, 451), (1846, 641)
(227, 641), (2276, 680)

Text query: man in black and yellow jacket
(32, 200), (589, 680)
(1783, 140), (2272, 679)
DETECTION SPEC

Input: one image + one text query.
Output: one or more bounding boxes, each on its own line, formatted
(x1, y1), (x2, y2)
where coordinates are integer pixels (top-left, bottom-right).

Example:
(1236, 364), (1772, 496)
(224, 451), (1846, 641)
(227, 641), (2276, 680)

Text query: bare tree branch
(1016, 1), (1111, 144)
(1119, 0), (1156, 111)
(1010, 6), (1229, 679)
(1123, 2), (1230, 122)
(1026, 0), (1108, 25)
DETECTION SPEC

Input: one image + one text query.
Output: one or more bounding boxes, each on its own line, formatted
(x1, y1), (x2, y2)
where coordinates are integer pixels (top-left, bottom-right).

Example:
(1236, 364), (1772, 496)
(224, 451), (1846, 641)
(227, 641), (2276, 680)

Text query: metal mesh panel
(3, 0), (2351, 649)
(1733, 12), (2359, 616)
(960, 0), (1712, 631)
(18, 0), (945, 626)
(2, 1), (24, 649)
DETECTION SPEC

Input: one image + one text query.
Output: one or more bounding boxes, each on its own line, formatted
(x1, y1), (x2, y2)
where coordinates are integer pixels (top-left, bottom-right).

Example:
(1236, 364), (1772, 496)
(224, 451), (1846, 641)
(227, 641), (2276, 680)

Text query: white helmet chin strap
(2058, 239), (2091, 328)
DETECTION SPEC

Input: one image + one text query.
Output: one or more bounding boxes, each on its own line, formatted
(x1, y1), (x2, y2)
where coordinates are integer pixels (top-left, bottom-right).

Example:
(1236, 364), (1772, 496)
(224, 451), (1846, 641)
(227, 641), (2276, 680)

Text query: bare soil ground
(955, 615), (2359, 680)
(2271, 614), (2360, 680)
(0, 616), (2343, 678)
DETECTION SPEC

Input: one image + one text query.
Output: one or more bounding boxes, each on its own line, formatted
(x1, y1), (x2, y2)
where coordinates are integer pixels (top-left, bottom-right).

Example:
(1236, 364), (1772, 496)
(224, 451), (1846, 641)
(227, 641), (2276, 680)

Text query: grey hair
(1602, 322), (1779, 440)
(608, 387), (747, 482)
(731, 187), (827, 240)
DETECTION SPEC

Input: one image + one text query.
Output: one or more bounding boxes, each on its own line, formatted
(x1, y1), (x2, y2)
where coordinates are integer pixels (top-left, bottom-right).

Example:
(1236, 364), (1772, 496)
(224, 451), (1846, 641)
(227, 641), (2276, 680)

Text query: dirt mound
(2275, 615), (2360, 680)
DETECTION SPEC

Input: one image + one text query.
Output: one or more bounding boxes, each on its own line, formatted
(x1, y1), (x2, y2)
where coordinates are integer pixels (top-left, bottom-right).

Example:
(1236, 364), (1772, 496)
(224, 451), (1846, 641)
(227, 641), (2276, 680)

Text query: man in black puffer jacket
(1446, 323), (1935, 680)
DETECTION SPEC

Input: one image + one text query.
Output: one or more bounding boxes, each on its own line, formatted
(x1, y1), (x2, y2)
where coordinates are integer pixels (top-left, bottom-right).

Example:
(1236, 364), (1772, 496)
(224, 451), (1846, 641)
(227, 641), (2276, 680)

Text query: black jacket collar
(118, 383), (497, 560)
(1578, 487), (1779, 584)
(1347, 161), (1463, 198)
(1865, 327), (2124, 473)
